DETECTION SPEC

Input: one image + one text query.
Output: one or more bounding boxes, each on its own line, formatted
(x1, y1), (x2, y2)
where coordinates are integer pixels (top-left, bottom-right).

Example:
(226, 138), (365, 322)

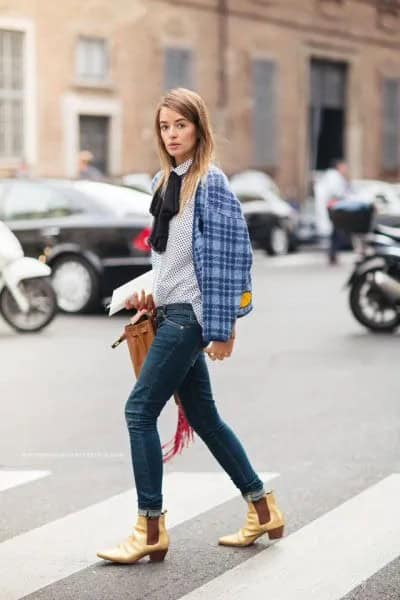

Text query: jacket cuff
(202, 321), (235, 345)
(237, 304), (253, 318)
(202, 332), (231, 345)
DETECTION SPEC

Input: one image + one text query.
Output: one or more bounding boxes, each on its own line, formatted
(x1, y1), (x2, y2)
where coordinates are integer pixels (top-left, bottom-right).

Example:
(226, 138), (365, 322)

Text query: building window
(252, 59), (277, 169)
(0, 29), (24, 159)
(381, 79), (400, 173)
(76, 37), (108, 83)
(164, 47), (194, 91)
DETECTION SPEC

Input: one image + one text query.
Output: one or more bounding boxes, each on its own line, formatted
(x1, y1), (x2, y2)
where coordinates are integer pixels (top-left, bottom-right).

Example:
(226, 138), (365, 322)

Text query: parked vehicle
(0, 220), (57, 332)
(392, 183), (400, 203)
(230, 170), (299, 255)
(329, 199), (400, 332)
(363, 224), (400, 253)
(351, 180), (400, 227)
(0, 179), (152, 314)
(121, 173), (153, 195)
(347, 240), (400, 333)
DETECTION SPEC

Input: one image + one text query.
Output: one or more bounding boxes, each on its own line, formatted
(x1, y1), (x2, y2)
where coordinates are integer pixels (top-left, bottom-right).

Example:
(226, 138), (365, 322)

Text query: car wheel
(266, 226), (290, 256)
(51, 255), (99, 314)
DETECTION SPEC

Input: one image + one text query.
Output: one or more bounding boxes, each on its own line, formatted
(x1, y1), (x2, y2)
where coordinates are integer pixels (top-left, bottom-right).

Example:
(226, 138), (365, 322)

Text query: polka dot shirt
(151, 158), (203, 327)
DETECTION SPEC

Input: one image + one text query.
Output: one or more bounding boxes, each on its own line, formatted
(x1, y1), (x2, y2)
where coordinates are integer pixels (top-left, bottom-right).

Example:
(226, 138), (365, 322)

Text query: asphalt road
(1, 250), (399, 600)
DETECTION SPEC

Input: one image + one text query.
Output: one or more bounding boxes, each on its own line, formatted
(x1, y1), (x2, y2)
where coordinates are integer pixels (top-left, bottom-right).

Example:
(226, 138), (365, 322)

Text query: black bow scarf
(149, 171), (182, 253)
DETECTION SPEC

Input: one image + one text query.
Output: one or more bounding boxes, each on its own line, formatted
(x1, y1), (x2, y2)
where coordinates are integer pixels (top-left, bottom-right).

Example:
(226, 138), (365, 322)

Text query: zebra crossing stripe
(0, 470), (50, 492)
(180, 474), (400, 600)
(0, 471), (278, 600)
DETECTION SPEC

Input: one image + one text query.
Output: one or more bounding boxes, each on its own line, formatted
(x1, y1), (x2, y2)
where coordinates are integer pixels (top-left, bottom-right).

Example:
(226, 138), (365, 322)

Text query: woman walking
(97, 88), (284, 564)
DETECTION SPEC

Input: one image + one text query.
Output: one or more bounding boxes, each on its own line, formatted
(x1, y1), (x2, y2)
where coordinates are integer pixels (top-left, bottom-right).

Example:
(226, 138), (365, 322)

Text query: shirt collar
(173, 157), (193, 177)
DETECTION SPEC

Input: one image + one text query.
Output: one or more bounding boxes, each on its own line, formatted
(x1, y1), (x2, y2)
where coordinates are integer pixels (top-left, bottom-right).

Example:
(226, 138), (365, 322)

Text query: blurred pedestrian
(97, 87), (285, 565)
(315, 158), (352, 264)
(77, 150), (103, 180)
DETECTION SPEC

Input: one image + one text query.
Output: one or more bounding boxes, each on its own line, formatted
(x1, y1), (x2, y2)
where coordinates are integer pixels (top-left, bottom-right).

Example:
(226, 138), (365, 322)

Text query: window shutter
(252, 59), (277, 167)
(0, 29), (24, 158)
(382, 79), (400, 172)
(164, 48), (193, 90)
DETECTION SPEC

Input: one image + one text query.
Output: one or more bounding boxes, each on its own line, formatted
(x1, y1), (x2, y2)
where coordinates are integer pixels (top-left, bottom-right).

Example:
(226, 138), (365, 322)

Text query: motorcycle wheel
(349, 269), (400, 333)
(0, 277), (57, 332)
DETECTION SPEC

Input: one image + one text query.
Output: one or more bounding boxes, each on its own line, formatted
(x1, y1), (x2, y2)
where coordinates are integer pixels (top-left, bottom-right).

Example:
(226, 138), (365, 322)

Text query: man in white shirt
(314, 159), (351, 264)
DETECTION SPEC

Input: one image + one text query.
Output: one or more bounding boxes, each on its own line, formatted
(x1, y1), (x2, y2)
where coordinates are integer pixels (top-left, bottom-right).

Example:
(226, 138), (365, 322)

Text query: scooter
(361, 224), (400, 253)
(0, 221), (57, 332)
(346, 226), (400, 333)
(328, 199), (400, 332)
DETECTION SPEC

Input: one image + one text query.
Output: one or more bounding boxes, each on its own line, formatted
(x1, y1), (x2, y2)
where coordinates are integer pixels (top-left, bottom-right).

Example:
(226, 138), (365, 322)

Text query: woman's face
(159, 107), (197, 165)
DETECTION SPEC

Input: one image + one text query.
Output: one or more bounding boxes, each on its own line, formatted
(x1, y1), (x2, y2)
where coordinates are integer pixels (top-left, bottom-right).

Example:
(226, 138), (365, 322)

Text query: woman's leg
(177, 351), (265, 500)
(178, 352), (285, 547)
(124, 311), (202, 515)
(329, 226), (340, 264)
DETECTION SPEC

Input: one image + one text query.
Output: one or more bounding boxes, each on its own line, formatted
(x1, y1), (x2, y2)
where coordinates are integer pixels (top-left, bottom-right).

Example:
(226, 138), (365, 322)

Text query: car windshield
(0, 179), (103, 220)
(73, 181), (151, 216)
(230, 171), (282, 198)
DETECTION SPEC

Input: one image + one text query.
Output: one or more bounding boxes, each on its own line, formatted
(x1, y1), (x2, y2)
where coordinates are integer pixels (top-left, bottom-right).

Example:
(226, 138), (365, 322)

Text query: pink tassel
(162, 405), (194, 463)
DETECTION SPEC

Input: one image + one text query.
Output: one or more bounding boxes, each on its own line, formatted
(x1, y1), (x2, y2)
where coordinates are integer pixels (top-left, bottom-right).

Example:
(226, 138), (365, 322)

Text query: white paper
(108, 269), (154, 316)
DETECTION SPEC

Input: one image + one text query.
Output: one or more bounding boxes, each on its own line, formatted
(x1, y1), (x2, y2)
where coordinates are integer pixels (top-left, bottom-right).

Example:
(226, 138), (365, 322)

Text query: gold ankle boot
(218, 492), (285, 547)
(97, 513), (169, 564)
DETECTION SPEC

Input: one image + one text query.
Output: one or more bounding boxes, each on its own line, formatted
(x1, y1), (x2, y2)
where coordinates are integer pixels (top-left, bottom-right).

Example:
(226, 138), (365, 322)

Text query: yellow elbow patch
(240, 291), (252, 309)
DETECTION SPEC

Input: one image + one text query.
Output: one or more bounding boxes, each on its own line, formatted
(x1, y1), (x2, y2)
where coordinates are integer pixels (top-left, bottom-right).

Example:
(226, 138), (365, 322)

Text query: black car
(0, 179), (152, 313)
(230, 171), (299, 255)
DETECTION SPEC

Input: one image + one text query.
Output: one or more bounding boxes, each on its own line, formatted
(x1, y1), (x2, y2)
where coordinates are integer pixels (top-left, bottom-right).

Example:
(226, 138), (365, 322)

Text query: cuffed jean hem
(138, 508), (163, 518)
(243, 487), (267, 502)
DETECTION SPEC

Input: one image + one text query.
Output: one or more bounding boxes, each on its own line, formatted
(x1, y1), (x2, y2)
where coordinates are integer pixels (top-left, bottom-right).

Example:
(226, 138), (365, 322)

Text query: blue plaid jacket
(151, 165), (253, 345)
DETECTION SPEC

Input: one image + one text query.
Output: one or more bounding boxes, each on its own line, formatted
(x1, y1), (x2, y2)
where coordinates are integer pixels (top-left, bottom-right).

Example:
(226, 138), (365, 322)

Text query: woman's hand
(124, 290), (155, 312)
(205, 337), (235, 361)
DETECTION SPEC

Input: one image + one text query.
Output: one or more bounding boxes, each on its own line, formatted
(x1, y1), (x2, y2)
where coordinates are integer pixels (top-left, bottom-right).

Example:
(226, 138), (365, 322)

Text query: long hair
(154, 88), (215, 210)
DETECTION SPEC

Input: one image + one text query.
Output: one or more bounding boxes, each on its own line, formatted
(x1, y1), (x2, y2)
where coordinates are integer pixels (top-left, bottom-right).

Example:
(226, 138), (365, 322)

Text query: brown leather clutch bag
(124, 314), (156, 378)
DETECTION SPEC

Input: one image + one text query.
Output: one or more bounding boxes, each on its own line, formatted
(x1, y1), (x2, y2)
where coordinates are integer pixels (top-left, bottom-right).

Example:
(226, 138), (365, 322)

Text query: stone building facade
(1, 0), (400, 198)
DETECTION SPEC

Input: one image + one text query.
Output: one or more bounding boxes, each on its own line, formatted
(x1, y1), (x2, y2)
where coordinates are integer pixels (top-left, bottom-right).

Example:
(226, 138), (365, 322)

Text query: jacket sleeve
(202, 171), (253, 343)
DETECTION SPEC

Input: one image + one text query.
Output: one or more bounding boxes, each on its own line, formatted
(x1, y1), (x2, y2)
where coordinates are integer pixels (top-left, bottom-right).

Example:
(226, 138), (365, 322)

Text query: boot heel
(149, 549), (168, 562)
(268, 525), (284, 540)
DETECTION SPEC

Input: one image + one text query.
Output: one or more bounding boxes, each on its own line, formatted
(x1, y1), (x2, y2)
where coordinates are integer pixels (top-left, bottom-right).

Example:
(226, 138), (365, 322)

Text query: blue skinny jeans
(124, 303), (265, 516)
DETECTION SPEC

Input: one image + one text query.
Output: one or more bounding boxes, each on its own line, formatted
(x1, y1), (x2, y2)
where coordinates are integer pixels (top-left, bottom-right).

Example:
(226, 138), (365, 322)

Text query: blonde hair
(154, 88), (215, 210)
